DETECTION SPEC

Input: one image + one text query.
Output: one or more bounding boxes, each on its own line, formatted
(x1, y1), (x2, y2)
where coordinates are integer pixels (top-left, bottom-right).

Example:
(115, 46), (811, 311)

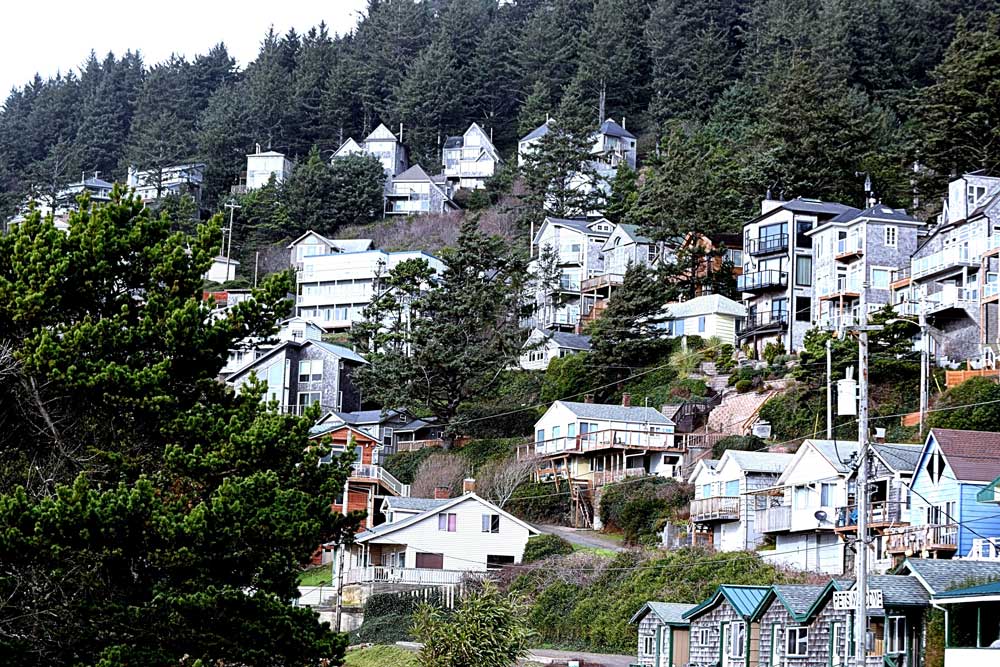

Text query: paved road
(539, 524), (625, 552)
(526, 648), (634, 666)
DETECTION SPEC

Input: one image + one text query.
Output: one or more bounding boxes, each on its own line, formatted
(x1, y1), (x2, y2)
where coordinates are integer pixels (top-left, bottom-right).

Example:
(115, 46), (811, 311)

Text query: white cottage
(442, 122), (501, 191)
(661, 294), (747, 345)
(519, 328), (591, 370)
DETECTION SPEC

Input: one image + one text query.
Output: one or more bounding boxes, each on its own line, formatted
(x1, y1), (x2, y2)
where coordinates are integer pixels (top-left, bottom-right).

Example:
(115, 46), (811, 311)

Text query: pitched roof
(871, 443), (922, 473)
(854, 204), (922, 224)
(615, 223), (651, 244)
(663, 294), (747, 319)
(334, 409), (402, 425)
(543, 329), (592, 351)
(803, 440), (860, 474)
(556, 400), (674, 425)
(393, 164), (434, 182)
(600, 118), (636, 140)
(684, 585), (770, 620)
(861, 575), (929, 607)
(226, 340), (366, 382)
(933, 580), (1000, 599)
(629, 601), (697, 626)
(355, 493), (539, 543)
(899, 558), (1000, 594)
(382, 497), (451, 512)
(311, 340), (367, 365)
(927, 429), (1000, 482)
(520, 121), (550, 143)
(724, 450), (794, 473)
(770, 584), (831, 618)
(534, 217), (612, 243)
(395, 418), (436, 434)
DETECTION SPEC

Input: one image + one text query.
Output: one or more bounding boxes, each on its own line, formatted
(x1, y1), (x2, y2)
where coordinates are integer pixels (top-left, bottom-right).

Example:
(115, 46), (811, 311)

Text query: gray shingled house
(753, 581), (851, 667)
(630, 601), (697, 667)
(684, 585), (770, 667)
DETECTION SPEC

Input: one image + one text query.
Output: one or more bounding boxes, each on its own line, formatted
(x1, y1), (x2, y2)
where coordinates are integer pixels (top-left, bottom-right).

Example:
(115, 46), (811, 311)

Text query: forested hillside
(3, 0), (1000, 237)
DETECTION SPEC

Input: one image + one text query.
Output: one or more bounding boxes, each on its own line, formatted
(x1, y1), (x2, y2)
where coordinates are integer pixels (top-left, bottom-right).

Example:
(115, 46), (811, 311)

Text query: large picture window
(786, 627), (809, 656)
(298, 359), (323, 383)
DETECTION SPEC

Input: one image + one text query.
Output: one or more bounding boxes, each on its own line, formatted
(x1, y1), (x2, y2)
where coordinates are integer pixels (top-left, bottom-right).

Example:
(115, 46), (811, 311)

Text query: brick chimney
(434, 486), (450, 499)
(584, 394), (594, 404)
(622, 393), (632, 408)
(462, 478), (476, 495)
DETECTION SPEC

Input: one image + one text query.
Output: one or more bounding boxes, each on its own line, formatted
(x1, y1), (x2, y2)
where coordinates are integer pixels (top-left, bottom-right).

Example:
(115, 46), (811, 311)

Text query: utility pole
(919, 295), (928, 435)
(223, 201), (241, 280)
(827, 337), (833, 439)
(854, 280), (872, 667)
(334, 474), (350, 632)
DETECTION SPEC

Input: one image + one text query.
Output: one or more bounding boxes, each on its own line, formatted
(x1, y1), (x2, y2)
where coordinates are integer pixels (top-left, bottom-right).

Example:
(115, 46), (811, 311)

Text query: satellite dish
(814, 510), (828, 523)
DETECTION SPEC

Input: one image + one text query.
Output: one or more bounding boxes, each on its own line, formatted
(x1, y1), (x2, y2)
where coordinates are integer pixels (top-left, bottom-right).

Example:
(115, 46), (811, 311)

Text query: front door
(721, 622), (732, 667)
(831, 621), (846, 667)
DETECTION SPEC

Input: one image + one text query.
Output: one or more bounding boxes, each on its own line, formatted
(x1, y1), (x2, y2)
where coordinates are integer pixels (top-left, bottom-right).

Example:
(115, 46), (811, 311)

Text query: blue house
(886, 429), (1000, 561)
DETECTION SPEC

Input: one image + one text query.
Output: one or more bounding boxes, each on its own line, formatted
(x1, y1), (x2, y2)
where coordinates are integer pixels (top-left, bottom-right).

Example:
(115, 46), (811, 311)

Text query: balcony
(885, 523), (958, 555)
(737, 270), (787, 293)
(592, 467), (648, 486)
(912, 245), (979, 280)
(581, 273), (624, 293)
(983, 275), (999, 301)
(747, 234), (789, 257)
(343, 566), (468, 586)
(520, 428), (681, 459)
(819, 277), (861, 301)
(835, 236), (864, 262)
(755, 504), (792, 533)
(925, 284), (978, 315)
(690, 496), (741, 523)
(834, 501), (905, 533)
(738, 311), (789, 337)
(351, 464), (410, 497)
(965, 537), (1000, 561)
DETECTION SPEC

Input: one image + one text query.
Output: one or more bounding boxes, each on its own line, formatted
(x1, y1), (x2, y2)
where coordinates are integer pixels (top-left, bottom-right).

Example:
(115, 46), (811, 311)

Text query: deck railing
(351, 464), (410, 497)
(755, 504), (792, 533)
(524, 428), (680, 458)
(834, 501), (901, 528)
(885, 523), (958, 552)
(690, 496), (741, 522)
(342, 566), (468, 586)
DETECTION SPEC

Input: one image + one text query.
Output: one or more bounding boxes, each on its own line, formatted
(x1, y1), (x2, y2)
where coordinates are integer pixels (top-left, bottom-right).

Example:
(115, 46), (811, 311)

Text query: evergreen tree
(352, 219), (529, 446)
(518, 79), (553, 138)
(291, 24), (336, 155)
(125, 110), (194, 198)
(588, 263), (671, 366)
(471, 6), (522, 146)
(283, 145), (338, 237)
(394, 39), (459, 162)
(605, 163), (639, 223)
(516, 0), (592, 103)
(328, 154), (386, 228)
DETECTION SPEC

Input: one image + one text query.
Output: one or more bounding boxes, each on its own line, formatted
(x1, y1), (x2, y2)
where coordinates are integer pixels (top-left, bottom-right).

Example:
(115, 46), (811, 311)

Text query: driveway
(538, 524), (625, 552)
(526, 648), (635, 667)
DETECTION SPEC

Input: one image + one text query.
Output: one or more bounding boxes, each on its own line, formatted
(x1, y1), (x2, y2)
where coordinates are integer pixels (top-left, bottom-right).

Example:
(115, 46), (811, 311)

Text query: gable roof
(663, 294), (747, 319)
(532, 217), (612, 245)
(534, 328), (591, 351)
(364, 123), (399, 142)
(393, 164), (435, 182)
(933, 579), (1000, 600)
(897, 557), (1000, 594)
(355, 493), (539, 543)
(924, 428), (1000, 482)
(752, 584), (830, 622)
(752, 198), (859, 225)
(629, 601), (697, 626)
(600, 118), (635, 140)
(382, 497), (451, 513)
(308, 422), (376, 441)
(789, 440), (860, 477)
(333, 137), (364, 157)
(684, 585), (770, 620)
(687, 458), (719, 484)
(556, 400), (674, 425)
(226, 339), (366, 382)
(723, 450), (794, 474)
(860, 575), (929, 607)
(332, 408), (404, 426)
(520, 121), (550, 143)
(311, 340), (367, 365)
(614, 223), (651, 244)
(870, 443), (922, 474)
(287, 229), (335, 249)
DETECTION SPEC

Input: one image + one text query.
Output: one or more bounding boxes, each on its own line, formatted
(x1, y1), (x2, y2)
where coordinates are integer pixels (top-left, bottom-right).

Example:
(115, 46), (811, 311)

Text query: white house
(661, 294), (747, 345)
(384, 165), (458, 216)
(334, 123), (409, 178)
(344, 492), (540, 584)
(442, 122), (501, 191)
(246, 146), (294, 190)
(126, 163), (205, 204)
(519, 328), (591, 370)
(524, 398), (682, 489)
(688, 450), (794, 552)
(288, 230), (375, 269)
(205, 255), (239, 283)
(295, 246), (445, 330)
(748, 439), (866, 574)
(220, 316), (325, 377)
(517, 118), (637, 170)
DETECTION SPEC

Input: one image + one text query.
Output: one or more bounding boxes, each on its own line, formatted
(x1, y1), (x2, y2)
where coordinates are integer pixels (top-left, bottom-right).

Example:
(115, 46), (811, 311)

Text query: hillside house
(441, 122), (501, 190)
(9, 173), (114, 230)
(660, 294), (747, 345)
(343, 491), (539, 586)
(748, 439), (867, 575)
(516, 118), (636, 170)
(885, 429), (1000, 562)
(332, 123), (409, 178)
(806, 204), (924, 332)
(518, 328), (591, 370)
(835, 443), (922, 574)
(221, 316), (325, 378)
(225, 339), (366, 415)
(932, 579), (1000, 665)
(630, 602), (696, 667)
(523, 398), (681, 488)
(383, 165), (458, 216)
(684, 585), (769, 667)
(738, 197), (859, 357)
(245, 146), (293, 190)
(897, 557), (1000, 596)
(528, 217), (614, 331)
(288, 230), (375, 269)
(689, 450), (794, 552)
(127, 162), (205, 204)
(294, 245), (444, 331)
(314, 408), (427, 454)
(752, 581), (850, 667)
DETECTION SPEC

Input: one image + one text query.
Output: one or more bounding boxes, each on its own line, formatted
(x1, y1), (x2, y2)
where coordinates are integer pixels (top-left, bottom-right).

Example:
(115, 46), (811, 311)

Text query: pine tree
(394, 39), (459, 162)
(328, 154), (386, 228)
(588, 263), (671, 366)
(605, 163), (639, 223)
(516, 0), (592, 104)
(283, 145), (338, 237)
(291, 24), (336, 155)
(518, 79), (553, 138)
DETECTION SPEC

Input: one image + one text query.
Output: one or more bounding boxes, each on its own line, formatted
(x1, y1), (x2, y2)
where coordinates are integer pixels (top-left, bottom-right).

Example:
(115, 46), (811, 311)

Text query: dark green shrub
(459, 438), (519, 469)
(523, 534), (575, 562)
(507, 481), (570, 524)
(599, 477), (692, 544)
(711, 434), (766, 458)
(735, 379), (753, 393)
(763, 340), (786, 364)
(350, 590), (446, 644)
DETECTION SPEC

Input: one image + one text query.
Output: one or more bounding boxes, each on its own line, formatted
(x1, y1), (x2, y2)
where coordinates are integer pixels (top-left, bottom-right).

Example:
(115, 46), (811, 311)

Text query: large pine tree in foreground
(0, 189), (357, 666)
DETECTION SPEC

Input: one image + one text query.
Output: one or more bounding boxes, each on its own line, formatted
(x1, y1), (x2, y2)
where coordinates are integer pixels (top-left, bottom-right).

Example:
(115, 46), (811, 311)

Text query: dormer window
(968, 184), (987, 207)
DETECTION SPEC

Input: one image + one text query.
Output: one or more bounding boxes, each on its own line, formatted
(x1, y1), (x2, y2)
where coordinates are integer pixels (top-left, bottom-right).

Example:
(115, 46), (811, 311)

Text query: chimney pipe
(584, 394), (594, 404)
(462, 478), (476, 495)
(622, 393), (631, 408)
(433, 486), (450, 500)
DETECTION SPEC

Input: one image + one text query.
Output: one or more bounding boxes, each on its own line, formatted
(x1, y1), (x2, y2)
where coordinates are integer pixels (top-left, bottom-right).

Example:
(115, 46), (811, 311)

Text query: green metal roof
(683, 585), (770, 621)
(629, 601), (697, 626)
(934, 580), (1000, 599)
(976, 475), (1000, 503)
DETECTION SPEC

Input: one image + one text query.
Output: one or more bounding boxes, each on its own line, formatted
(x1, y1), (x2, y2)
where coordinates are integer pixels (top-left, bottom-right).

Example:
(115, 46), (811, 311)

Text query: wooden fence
(945, 369), (1000, 388)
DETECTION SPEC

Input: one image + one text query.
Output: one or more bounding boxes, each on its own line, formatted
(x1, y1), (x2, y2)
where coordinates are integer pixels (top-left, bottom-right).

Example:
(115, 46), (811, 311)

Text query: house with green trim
(752, 581), (851, 667)
(847, 575), (928, 667)
(629, 601), (696, 667)
(684, 585), (769, 667)
(932, 579), (1000, 665)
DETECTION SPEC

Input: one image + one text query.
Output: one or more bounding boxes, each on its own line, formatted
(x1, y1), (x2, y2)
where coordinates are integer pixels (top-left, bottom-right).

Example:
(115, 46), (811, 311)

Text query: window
(796, 296), (812, 323)
(820, 483), (834, 506)
(482, 514), (500, 533)
(771, 298), (788, 318)
(872, 268), (891, 290)
(643, 636), (655, 655)
(884, 226), (898, 248)
(702, 484), (711, 499)
(672, 319), (685, 336)
(730, 622), (746, 658)
(771, 624), (783, 664)
(968, 184), (987, 206)
(298, 359), (322, 382)
(437, 513), (457, 532)
(567, 423), (576, 438)
(696, 628), (711, 645)
(698, 316), (706, 333)
(296, 392), (321, 413)
(832, 622), (846, 666)
(796, 255), (813, 286)
(794, 485), (810, 509)
(536, 429), (545, 443)
(552, 426), (561, 440)
(785, 627), (809, 656)
(725, 480), (740, 497)
(887, 616), (906, 654)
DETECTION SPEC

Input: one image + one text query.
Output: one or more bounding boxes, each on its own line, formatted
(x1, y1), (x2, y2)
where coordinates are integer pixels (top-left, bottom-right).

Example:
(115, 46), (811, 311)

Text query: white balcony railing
(926, 285), (978, 312)
(965, 537), (1000, 561)
(351, 464), (410, 497)
(836, 236), (864, 256)
(342, 566), (468, 586)
(912, 243), (979, 279)
(529, 428), (678, 457)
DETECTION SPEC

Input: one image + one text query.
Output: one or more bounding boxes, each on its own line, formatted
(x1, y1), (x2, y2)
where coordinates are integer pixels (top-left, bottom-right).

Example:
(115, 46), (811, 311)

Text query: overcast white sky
(1, 1), (368, 95)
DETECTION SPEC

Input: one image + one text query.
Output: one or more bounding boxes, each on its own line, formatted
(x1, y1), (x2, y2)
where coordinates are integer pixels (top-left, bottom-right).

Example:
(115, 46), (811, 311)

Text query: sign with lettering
(832, 590), (884, 610)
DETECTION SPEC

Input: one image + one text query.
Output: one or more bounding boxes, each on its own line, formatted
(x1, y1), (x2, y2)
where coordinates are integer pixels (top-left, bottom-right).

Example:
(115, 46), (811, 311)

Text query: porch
(884, 523), (958, 556)
(690, 496), (741, 523)
(835, 500), (907, 534)
(519, 428), (682, 459)
(343, 566), (468, 586)
(937, 592), (1000, 666)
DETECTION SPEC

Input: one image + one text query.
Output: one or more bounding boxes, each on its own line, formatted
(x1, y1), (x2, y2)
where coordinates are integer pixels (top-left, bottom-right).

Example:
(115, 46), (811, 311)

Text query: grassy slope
(297, 566), (332, 587)
(343, 646), (418, 667)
